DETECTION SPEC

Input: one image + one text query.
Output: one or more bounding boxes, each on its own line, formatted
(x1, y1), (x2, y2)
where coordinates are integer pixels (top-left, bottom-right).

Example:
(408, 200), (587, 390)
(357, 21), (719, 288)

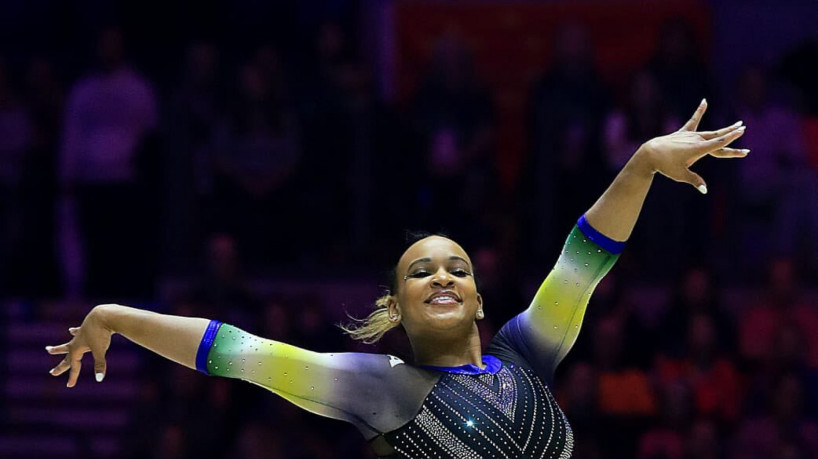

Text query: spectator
(603, 70), (680, 173)
(167, 41), (226, 271)
(260, 296), (295, 343)
(153, 423), (189, 459)
(646, 17), (715, 123)
(556, 361), (603, 457)
(467, 229), (526, 331)
(567, 273), (655, 369)
(637, 380), (693, 459)
(593, 316), (657, 458)
(731, 373), (818, 458)
(594, 316), (657, 416)
(298, 25), (407, 263)
(185, 233), (261, 330)
(742, 320), (818, 419)
(655, 313), (743, 425)
(739, 257), (818, 370)
(523, 21), (610, 262)
(211, 52), (300, 268)
(290, 293), (346, 352)
(0, 56), (33, 294)
(684, 418), (726, 459)
(780, 34), (818, 117)
(58, 25), (159, 299)
(408, 34), (497, 249)
(294, 23), (364, 264)
(12, 56), (65, 297)
(603, 69), (711, 278)
(657, 264), (736, 359)
(235, 421), (286, 459)
(729, 64), (818, 278)
(121, 375), (164, 459)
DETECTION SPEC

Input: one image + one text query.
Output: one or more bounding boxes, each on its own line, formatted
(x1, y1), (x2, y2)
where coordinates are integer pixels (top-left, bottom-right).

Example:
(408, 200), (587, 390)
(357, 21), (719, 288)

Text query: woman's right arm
(45, 304), (435, 438)
(45, 304), (210, 386)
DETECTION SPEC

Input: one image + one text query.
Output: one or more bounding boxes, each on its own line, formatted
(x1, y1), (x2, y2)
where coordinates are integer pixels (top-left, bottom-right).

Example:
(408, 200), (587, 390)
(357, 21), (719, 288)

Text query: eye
(407, 271), (430, 278)
(452, 269), (471, 277)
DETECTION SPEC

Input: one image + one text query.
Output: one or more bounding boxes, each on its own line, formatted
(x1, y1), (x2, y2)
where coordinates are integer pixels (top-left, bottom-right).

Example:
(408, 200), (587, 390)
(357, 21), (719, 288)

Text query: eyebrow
(406, 256), (470, 272)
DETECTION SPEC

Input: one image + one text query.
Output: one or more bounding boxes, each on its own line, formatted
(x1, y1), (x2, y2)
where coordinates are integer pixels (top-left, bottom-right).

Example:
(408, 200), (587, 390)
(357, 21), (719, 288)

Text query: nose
(431, 268), (454, 287)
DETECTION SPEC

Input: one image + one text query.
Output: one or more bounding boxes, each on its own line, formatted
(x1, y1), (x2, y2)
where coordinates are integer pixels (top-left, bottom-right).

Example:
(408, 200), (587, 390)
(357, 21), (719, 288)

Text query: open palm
(643, 99), (749, 194)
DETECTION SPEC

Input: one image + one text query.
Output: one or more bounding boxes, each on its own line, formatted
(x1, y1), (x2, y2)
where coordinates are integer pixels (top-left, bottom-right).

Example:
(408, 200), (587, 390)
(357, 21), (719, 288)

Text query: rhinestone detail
(383, 363), (573, 458)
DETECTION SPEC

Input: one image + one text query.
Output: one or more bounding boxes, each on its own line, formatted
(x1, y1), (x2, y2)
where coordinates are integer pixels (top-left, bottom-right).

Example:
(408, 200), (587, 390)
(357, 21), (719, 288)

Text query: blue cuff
(196, 319), (223, 375)
(577, 214), (626, 254)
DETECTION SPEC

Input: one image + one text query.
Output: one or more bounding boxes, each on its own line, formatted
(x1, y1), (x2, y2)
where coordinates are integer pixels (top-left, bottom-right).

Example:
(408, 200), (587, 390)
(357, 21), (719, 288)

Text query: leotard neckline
(417, 354), (502, 375)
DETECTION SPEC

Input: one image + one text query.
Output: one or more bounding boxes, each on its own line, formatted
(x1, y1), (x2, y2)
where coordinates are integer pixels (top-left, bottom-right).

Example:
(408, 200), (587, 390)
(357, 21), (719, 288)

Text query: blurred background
(1, 0), (817, 457)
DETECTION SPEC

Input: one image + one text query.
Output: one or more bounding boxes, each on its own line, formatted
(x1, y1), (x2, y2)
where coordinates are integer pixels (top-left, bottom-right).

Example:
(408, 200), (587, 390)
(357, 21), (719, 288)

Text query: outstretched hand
(640, 99), (749, 194)
(45, 305), (115, 387)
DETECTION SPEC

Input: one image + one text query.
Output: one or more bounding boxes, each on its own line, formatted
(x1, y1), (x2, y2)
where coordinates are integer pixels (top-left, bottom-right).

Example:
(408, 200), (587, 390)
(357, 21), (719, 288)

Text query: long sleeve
(486, 214), (623, 384)
(194, 321), (440, 440)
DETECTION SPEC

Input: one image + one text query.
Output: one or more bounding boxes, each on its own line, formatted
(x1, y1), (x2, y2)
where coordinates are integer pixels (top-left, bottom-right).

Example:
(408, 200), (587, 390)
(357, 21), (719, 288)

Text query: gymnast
(45, 99), (747, 458)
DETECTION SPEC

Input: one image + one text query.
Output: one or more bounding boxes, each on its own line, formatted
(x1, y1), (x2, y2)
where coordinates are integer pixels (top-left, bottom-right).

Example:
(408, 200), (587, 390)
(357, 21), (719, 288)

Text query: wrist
(631, 145), (658, 177)
(92, 304), (121, 334)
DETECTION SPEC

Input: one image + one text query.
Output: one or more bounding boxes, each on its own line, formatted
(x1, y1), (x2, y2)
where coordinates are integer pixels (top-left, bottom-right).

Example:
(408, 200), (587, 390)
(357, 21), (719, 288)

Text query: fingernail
(738, 126), (746, 131)
(49, 368), (55, 374)
(734, 120), (743, 127)
(45, 346), (52, 352)
(698, 184), (708, 195)
(96, 372), (104, 382)
(701, 98), (706, 105)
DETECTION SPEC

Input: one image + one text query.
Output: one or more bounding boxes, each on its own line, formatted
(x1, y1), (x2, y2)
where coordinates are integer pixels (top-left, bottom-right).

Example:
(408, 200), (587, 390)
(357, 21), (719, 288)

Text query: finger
(50, 356), (71, 376)
(701, 126), (745, 150)
(69, 327), (79, 336)
(92, 348), (107, 383)
(709, 147), (750, 158)
(680, 169), (708, 194)
(699, 121), (743, 140)
(680, 98), (707, 131)
(45, 343), (70, 355)
(67, 356), (82, 388)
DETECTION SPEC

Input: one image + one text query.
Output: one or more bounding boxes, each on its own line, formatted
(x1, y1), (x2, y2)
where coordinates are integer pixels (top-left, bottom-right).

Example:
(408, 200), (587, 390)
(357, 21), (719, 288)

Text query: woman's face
(392, 236), (483, 338)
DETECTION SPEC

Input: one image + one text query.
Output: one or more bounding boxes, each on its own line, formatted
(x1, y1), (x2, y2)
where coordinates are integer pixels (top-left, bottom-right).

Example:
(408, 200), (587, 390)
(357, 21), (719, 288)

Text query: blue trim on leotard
(196, 319), (223, 375)
(577, 214), (626, 254)
(418, 354), (502, 375)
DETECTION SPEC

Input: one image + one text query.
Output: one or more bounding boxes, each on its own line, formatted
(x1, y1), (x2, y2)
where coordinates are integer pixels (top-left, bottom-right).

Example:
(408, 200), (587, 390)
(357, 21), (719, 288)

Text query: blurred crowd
(1, 4), (818, 459)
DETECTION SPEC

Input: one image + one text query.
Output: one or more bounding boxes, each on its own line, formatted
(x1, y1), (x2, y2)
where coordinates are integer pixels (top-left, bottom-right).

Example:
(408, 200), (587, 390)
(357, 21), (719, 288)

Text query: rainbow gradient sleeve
(194, 321), (440, 438)
(487, 214), (623, 381)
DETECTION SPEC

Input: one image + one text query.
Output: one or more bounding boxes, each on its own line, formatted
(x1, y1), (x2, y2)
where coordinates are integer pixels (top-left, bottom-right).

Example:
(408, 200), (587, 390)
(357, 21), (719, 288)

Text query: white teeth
(430, 295), (458, 304)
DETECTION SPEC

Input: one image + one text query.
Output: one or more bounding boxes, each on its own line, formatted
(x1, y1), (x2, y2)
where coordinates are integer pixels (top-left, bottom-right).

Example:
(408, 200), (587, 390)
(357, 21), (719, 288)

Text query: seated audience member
(739, 257), (818, 370)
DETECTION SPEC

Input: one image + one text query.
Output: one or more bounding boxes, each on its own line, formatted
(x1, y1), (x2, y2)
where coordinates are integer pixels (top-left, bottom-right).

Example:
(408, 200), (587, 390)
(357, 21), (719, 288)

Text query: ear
(476, 293), (484, 320)
(385, 296), (399, 318)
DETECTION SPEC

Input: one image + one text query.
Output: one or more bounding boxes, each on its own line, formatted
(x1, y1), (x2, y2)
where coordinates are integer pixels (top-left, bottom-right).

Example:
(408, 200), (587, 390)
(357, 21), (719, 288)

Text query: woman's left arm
(490, 100), (748, 380)
(585, 99), (748, 241)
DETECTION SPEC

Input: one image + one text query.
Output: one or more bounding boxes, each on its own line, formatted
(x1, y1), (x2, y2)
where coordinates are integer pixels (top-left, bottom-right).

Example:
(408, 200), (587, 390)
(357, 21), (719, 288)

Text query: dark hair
(382, 229), (481, 295)
(337, 229), (480, 344)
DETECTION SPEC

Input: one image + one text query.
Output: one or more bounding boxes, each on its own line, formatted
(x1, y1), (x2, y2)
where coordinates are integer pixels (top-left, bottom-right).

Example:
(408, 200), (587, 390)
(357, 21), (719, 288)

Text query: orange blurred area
(394, 1), (711, 190)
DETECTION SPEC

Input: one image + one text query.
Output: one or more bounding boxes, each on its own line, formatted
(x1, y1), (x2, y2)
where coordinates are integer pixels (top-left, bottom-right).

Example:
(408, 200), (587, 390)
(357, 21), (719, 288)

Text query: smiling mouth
(425, 292), (462, 305)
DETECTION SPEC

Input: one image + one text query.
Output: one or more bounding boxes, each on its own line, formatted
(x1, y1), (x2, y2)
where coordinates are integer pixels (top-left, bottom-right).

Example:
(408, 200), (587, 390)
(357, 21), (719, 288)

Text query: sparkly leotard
(195, 214), (623, 458)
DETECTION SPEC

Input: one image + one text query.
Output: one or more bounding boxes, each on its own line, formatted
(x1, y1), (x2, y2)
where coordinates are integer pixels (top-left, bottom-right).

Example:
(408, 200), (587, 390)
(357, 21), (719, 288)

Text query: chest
(379, 365), (573, 459)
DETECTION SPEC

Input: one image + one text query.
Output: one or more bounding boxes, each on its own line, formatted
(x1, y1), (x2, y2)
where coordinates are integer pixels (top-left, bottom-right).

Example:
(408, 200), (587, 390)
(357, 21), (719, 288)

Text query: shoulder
(116, 67), (155, 93)
(68, 75), (99, 100)
(334, 352), (440, 380)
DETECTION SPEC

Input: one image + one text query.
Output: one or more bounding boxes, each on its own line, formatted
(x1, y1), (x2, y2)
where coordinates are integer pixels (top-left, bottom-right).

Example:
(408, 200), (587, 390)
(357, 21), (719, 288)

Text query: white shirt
(59, 65), (157, 184)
